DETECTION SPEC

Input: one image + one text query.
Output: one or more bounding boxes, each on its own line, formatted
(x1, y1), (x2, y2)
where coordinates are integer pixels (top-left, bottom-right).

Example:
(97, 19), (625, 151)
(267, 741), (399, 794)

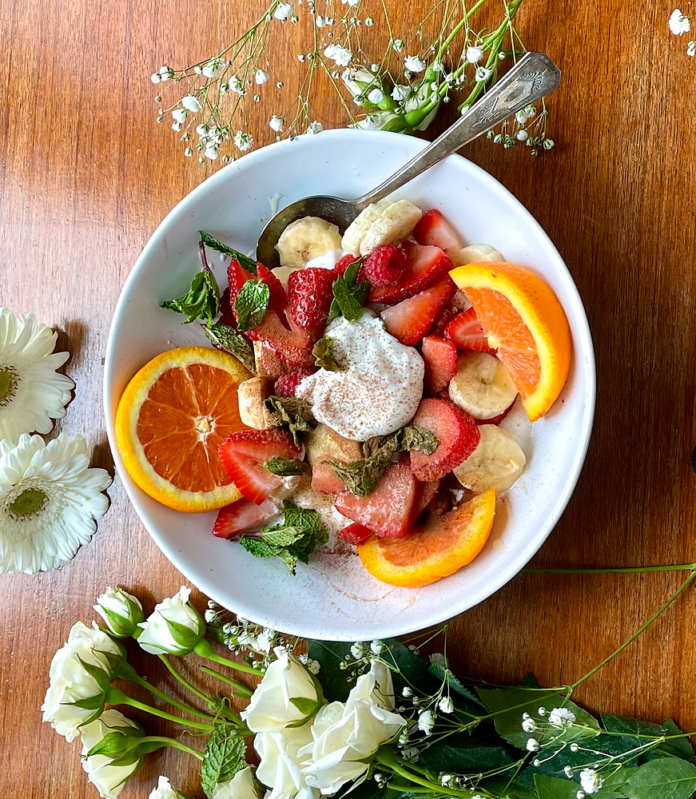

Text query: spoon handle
(353, 52), (561, 209)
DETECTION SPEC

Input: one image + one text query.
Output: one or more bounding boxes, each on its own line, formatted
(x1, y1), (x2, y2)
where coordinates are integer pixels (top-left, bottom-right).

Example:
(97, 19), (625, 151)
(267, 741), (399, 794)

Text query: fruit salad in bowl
(115, 196), (572, 588)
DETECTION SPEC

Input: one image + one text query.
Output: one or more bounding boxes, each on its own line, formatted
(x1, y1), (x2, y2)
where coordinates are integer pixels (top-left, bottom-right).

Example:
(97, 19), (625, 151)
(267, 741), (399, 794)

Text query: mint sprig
(161, 271), (220, 326)
(200, 231), (258, 275)
(265, 396), (316, 446)
(312, 336), (342, 371)
(262, 457), (310, 476)
(234, 280), (270, 332)
(200, 725), (246, 798)
(327, 259), (369, 324)
(203, 322), (256, 374)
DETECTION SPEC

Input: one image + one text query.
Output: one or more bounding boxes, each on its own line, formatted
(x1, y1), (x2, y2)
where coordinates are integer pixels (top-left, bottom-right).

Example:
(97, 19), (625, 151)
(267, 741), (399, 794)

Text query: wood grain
(2, 0), (696, 795)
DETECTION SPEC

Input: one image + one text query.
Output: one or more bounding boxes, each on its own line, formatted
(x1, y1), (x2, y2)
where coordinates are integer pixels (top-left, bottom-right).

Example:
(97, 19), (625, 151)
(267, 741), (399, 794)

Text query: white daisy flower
(404, 55), (426, 73)
(669, 9), (691, 34)
(0, 433), (111, 574)
(0, 309), (73, 443)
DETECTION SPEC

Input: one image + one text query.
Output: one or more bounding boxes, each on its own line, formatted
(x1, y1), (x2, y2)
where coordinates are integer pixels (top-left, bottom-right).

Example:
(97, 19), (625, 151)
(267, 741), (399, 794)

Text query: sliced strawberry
(432, 305), (458, 336)
(381, 277), (457, 346)
(422, 335), (458, 395)
(218, 429), (302, 505)
(414, 209), (462, 253)
(288, 267), (338, 336)
(227, 258), (256, 305)
(218, 288), (237, 328)
(369, 242), (452, 305)
(478, 400), (515, 426)
(335, 459), (417, 538)
(247, 311), (315, 370)
(213, 498), (278, 539)
(361, 245), (407, 288)
(275, 368), (315, 398)
(444, 308), (495, 353)
(339, 522), (374, 545)
(412, 480), (441, 520)
(257, 263), (288, 314)
(335, 254), (358, 276)
(409, 398), (481, 481)
(311, 457), (345, 495)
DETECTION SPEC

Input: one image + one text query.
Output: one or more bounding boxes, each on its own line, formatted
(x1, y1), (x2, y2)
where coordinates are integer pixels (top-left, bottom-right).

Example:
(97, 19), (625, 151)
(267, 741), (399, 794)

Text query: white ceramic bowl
(104, 129), (595, 641)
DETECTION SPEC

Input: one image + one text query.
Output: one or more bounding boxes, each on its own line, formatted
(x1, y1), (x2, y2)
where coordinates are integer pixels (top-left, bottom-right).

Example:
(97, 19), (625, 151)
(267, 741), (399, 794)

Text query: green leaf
(417, 733), (513, 774)
(262, 457), (310, 476)
(646, 720), (696, 762)
(201, 726), (247, 799)
(428, 662), (484, 707)
(200, 232), (258, 274)
(521, 672), (541, 688)
(204, 322), (256, 374)
(161, 270), (220, 326)
(85, 730), (141, 759)
(290, 696), (321, 716)
(306, 641), (354, 702)
(235, 279), (270, 332)
(624, 759), (696, 799)
(602, 713), (667, 743)
(327, 258), (369, 323)
(398, 426), (439, 455)
(313, 336), (342, 371)
(595, 767), (640, 798)
(75, 655), (113, 692)
(265, 396), (316, 446)
(534, 775), (579, 799)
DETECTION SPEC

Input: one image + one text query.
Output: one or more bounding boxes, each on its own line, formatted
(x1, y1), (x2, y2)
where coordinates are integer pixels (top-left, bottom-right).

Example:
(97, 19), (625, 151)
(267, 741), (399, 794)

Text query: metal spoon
(256, 52), (560, 268)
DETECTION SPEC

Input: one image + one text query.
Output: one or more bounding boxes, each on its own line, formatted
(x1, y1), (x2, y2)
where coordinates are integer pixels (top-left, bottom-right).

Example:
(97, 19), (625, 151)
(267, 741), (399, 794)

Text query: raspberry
(288, 267), (338, 335)
(335, 255), (357, 276)
(361, 245), (407, 288)
(274, 368), (315, 397)
(432, 305), (458, 336)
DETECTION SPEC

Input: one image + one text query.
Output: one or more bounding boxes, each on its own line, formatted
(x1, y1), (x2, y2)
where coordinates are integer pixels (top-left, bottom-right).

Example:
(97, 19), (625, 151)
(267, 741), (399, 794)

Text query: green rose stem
(376, 749), (491, 798)
(200, 665), (254, 698)
(139, 736), (204, 761)
(106, 687), (215, 732)
(193, 637), (264, 677)
(116, 661), (217, 724)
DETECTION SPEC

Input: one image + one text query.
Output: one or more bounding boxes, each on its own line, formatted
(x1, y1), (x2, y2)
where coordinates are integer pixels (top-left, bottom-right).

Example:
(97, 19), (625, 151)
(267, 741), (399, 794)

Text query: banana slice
(359, 199), (423, 255)
(453, 424), (526, 493)
(341, 199), (392, 256)
(449, 351), (518, 420)
(275, 216), (343, 268)
(271, 265), (302, 287)
(451, 243), (505, 266)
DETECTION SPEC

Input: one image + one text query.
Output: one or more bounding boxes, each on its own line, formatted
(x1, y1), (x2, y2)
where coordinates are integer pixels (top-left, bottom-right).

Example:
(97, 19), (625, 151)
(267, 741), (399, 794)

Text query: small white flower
(0, 309), (73, 443)
(342, 0), (359, 6)
(570, 743), (579, 752)
(196, 123), (209, 138)
(305, 121), (323, 134)
(234, 131), (254, 151)
(418, 709), (434, 736)
(392, 39), (405, 52)
(370, 639), (385, 654)
(404, 55), (426, 73)
(171, 122), (182, 132)
(475, 66), (492, 82)
(184, 147), (193, 157)
(391, 84), (410, 101)
(353, 112), (391, 130)
(149, 776), (179, 799)
(81, 710), (143, 799)
(324, 43), (352, 66)
(522, 718), (536, 732)
(549, 707), (577, 729)
(564, 766), (574, 778)
(228, 75), (245, 94)
(670, 8), (691, 34)
(351, 642), (365, 658)
(538, 707), (547, 716)
(526, 738), (540, 752)
(203, 58), (222, 78)
(181, 95), (202, 112)
(94, 587), (144, 638)
(172, 108), (187, 124)
(255, 69), (270, 84)
(150, 72), (161, 84)
(577, 792), (586, 799)
(439, 696), (454, 714)
(466, 46), (483, 63)
(367, 88), (385, 104)
(688, 40), (696, 55)
(274, 2), (293, 20)
(429, 653), (446, 667)
(316, 15), (327, 26)
(0, 433), (111, 574)
(579, 769), (603, 795)
(517, 129), (529, 141)
(137, 586), (206, 655)
(402, 686), (413, 698)
(269, 115), (284, 132)
(212, 766), (263, 799)
(159, 65), (174, 79)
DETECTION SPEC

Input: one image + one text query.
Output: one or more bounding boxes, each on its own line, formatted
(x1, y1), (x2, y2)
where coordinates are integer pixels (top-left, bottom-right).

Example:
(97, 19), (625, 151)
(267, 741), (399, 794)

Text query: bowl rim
(104, 128), (596, 639)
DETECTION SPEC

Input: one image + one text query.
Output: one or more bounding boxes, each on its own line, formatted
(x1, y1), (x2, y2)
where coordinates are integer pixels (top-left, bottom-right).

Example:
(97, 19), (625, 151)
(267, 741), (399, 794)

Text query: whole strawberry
(288, 267), (337, 336)
(361, 245), (406, 288)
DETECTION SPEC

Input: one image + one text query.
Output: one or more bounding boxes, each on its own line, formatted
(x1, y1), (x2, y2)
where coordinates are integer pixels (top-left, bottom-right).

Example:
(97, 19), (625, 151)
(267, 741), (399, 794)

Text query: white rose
(241, 646), (321, 732)
(42, 621), (124, 741)
(81, 709), (143, 798)
(256, 724), (318, 799)
(149, 776), (179, 799)
(300, 661), (406, 794)
(95, 587), (144, 638)
(137, 586), (205, 655)
(213, 766), (264, 799)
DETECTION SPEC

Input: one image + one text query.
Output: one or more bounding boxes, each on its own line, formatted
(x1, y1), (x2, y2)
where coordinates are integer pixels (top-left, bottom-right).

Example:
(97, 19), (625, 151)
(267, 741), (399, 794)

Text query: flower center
(0, 366), (18, 406)
(8, 488), (48, 519)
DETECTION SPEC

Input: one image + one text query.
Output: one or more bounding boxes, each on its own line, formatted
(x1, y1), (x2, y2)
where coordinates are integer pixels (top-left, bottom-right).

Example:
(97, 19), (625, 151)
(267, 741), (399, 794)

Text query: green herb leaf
(161, 270), (220, 326)
(534, 775), (581, 799)
(240, 501), (328, 574)
(313, 336), (342, 371)
(235, 280), (270, 332)
(200, 231), (258, 275)
(265, 396), (316, 446)
(201, 725), (247, 799)
(262, 457), (310, 476)
(624, 758), (696, 799)
(327, 258), (369, 323)
(204, 322), (256, 374)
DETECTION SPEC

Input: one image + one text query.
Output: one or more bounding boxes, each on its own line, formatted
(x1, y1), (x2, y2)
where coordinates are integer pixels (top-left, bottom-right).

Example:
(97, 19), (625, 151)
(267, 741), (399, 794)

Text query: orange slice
(358, 489), (496, 587)
(450, 262), (572, 422)
(115, 346), (251, 512)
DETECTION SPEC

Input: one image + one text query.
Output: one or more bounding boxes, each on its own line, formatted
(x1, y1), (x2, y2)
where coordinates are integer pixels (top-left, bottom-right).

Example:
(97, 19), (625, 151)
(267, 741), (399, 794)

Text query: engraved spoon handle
(354, 52), (560, 209)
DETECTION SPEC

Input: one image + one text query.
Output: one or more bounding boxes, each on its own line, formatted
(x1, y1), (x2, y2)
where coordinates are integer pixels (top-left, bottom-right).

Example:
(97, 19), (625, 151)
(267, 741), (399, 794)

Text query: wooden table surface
(2, 0), (696, 795)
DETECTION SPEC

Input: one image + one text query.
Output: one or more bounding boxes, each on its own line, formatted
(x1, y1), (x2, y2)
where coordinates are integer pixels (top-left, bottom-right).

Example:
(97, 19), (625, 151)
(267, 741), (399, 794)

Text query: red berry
(288, 267), (338, 336)
(335, 255), (357, 276)
(213, 498), (278, 539)
(218, 288), (237, 328)
(409, 398), (481, 481)
(432, 305), (458, 336)
(413, 209), (462, 253)
(311, 457), (346, 495)
(274, 368), (315, 397)
(412, 480), (441, 521)
(338, 522), (374, 545)
(444, 308), (495, 353)
(361, 245), (407, 288)
(369, 242), (452, 305)
(227, 258), (256, 305)
(380, 277), (457, 346)
(257, 263), (288, 314)
(422, 335), (458, 394)
(246, 310), (315, 371)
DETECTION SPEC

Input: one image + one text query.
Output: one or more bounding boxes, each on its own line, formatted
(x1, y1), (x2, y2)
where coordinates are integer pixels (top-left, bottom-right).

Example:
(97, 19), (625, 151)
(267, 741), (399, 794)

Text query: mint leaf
(265, 396), (316, 446)
(624, 759), (696, 799)
(240, 501), (329, 574)
(200, 231), (258, 275)
(161, 270), (220, 326)
(201, 725), (247, 799)
(204, 322), (256, 374)
(263, 457), (310, 476)
(313, 336), (342, 371)
(235, 280), (270, 332)
(327, 258), (368, 323)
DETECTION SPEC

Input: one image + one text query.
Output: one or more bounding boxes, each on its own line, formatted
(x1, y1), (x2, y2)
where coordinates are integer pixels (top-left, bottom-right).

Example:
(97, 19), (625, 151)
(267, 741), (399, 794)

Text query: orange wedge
(115, 346), (251, 512)
(358, 489), (496, 587)
(450, 262), (572, 422)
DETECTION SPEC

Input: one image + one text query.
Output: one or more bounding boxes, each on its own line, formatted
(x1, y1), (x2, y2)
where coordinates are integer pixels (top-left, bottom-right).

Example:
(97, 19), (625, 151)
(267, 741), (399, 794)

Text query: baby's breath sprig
(151, 0), (554, 164)
(669, 8), (696, 56)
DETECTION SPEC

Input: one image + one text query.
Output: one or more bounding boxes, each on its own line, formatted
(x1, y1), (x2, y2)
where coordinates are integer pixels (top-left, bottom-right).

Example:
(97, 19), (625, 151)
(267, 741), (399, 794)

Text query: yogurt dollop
(296, 311), (424, 441)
